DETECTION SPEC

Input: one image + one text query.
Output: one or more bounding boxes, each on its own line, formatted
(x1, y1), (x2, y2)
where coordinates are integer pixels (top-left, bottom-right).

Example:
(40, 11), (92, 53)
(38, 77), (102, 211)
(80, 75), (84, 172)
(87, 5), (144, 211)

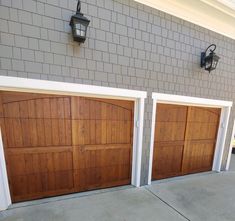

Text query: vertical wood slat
(181, 106), (191, 174)
(50, 98), (59, 146)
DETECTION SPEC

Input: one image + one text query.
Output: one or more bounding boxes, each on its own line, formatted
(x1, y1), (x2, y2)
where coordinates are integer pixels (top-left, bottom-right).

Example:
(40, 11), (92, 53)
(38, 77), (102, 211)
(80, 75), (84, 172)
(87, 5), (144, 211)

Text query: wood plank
(182, 106), (221, 174)
(6, 146), (73, 154)
(152, 104), (187, 180)
(72, 97), (134, 191)
(6, 146), (74, 202)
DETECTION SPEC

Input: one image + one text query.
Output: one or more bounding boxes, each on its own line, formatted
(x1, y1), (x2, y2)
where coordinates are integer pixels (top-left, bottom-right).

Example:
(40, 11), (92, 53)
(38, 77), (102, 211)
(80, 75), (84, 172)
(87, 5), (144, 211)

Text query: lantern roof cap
(70, 12), (90, 25)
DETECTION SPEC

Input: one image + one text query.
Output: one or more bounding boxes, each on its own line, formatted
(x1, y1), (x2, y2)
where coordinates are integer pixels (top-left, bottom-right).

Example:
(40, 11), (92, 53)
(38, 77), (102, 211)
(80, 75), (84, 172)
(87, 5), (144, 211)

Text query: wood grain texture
(0, 91), (134, 202)
(71, 97), (134, 192)
(7, 146), (74, 202)
(181, 106), (221, 174)
(152, 104), (187, 180)
(152, 104), (220, 180)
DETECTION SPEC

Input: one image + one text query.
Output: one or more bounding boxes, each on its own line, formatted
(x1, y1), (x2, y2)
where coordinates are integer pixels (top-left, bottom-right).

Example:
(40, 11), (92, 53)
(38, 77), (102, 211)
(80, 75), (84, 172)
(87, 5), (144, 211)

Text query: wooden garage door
(152, 103), (220, 180)
(0, 91), (134, 202)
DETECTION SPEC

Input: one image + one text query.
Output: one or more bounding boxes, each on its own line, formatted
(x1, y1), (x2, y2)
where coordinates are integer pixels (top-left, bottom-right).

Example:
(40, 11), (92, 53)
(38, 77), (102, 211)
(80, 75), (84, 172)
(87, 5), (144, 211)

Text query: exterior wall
(0, 0), (235, 185)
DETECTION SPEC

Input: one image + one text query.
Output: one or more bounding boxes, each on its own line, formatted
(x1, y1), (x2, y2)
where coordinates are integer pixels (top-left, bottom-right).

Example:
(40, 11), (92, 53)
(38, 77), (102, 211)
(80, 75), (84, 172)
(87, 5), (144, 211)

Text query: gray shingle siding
(0, 0), (235, 185)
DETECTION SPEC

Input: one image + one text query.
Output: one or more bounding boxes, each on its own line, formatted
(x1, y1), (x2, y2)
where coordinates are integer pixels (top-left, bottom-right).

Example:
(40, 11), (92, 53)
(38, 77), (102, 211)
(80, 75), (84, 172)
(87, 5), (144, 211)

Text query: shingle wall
(0, 0), (235, 184)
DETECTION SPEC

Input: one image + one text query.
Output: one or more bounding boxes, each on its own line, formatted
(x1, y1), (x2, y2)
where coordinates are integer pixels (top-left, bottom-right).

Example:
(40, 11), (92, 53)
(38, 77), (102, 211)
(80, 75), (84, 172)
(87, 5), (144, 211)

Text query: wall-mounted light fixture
(200, 44), (220, 73)
(70, 0), (90, 43)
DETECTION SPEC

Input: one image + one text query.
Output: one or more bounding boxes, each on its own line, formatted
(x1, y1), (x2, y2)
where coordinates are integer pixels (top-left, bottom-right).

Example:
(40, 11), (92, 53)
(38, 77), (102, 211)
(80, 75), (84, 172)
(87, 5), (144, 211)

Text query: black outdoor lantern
(70, 0), (90, 43)
(200, 44), (220, 73)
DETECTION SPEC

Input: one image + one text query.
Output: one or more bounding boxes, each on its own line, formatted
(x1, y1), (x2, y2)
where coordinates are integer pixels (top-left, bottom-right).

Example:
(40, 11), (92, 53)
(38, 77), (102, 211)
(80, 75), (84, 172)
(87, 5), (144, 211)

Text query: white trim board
(0, 129), (11, 211)
(152, 93), (233, 107)
(225, 119), (235, 170)
(0, 76), (147, 210)
(0, 76), (147, 100)
(134, 0), (235, 40)
(148, 92), (232, 185)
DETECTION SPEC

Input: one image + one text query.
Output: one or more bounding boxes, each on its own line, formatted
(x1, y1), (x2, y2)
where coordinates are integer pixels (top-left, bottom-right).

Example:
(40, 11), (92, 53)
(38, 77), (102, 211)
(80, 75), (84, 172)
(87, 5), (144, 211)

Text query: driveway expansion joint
(145, 187), (191, 221)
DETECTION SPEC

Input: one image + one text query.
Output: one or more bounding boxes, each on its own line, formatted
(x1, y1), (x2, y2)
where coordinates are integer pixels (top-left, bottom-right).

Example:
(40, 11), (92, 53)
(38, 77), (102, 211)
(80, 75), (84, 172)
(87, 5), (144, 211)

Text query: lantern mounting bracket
(77, 0), (81, 13)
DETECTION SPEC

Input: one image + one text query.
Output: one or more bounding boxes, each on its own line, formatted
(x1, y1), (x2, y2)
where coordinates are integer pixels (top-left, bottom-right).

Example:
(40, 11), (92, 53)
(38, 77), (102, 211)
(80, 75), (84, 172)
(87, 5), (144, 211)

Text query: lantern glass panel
(212, 60), (218, 69)
(75, 23), (86, 37)
(75, 23), (80, 36)
(75, 23), (81, 29)
(205, 58), (212, 70)
(81, 24), (86, 37)
(212, 54), (219, 70)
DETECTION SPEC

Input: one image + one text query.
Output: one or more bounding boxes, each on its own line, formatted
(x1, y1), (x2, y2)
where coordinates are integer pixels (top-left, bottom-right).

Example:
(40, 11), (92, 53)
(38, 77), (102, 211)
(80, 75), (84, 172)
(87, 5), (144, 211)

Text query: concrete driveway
(148, 172), (235, 221)
(229, 154), (235, 171)
(1, 157), (235, 221)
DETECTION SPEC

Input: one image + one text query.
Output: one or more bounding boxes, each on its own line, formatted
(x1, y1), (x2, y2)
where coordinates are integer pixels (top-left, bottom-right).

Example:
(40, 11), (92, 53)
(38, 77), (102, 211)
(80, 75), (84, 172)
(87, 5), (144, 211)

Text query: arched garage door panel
(182, 106), (221, 174)
(152, 103), (220, 180)
(152, 104), (187, 180)
(71, 97), (133, 191)
(0, 91), (134, 202)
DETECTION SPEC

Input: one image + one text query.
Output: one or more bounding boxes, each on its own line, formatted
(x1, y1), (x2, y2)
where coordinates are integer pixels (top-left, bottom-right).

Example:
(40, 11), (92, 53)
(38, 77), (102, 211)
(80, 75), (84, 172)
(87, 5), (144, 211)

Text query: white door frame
(148, 92), (233, 185)
(0, 129), (11, 211)
(0, 76), (147, 210)
(225, 119), (235, 170)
